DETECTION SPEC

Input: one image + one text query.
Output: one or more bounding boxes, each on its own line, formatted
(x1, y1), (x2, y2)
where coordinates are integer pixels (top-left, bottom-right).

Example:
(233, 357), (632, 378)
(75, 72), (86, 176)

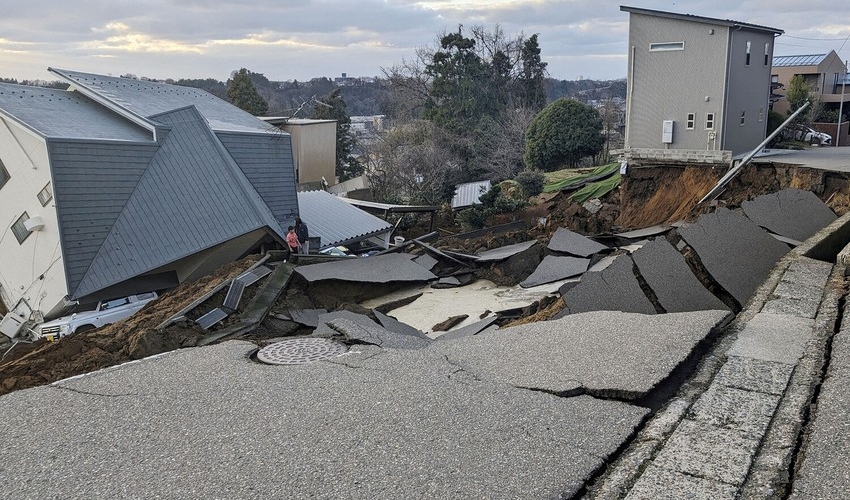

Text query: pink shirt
(286, 231), (300, 249)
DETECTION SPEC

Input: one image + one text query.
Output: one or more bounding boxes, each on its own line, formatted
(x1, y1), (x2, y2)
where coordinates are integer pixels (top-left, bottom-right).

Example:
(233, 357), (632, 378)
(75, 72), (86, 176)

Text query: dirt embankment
(0, 256), (261, 396)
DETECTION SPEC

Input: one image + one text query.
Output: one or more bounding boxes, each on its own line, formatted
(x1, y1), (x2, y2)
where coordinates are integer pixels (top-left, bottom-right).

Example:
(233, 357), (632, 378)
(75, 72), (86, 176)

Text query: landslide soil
(2, 163), (849, 396)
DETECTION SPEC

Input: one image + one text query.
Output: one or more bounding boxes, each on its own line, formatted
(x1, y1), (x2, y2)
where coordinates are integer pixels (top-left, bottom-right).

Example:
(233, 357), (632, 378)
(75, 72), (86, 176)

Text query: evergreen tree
(314, 88), (360, 181)
(524, 98), (604, 170)
(518, 34), (548, 111)
(226, 68), (269, 116)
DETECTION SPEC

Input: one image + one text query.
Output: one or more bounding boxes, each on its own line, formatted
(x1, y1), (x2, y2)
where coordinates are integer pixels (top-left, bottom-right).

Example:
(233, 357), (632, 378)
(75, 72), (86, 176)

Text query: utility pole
(837, 60), (847, 147)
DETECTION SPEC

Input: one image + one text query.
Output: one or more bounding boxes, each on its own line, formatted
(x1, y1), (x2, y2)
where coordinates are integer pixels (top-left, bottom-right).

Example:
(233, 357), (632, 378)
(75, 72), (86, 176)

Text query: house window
(771, 74), (779, 83)
(746, 41), (751, 66)
(0, 160), (9, 190)
(764, 43), (770, 65)
(650, 41), (685, 52)
(37, 183), (52, 206)
(740, 110), (746, 126)
(687, 113), (695, 129)
(758, 108), (765, 122)
(11, 212), (30, 244)
(706, 113), (715, 130)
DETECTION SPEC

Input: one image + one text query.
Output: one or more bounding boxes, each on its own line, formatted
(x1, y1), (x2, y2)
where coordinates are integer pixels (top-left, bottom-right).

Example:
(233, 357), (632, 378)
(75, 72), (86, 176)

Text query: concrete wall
(626, 14), (728, 152)
(282, 121), (336, 184)
(723, 30), (776, 156)
(0, 117), (68, 321)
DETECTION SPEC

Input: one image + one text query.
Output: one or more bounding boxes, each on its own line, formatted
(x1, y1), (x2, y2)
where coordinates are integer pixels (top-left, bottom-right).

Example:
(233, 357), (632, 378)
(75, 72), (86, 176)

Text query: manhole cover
(256, 338), (348, 365)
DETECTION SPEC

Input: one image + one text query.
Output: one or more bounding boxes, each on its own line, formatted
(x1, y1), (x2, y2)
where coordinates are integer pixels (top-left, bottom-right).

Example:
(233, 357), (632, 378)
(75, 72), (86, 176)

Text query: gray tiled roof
(49, 68), (274, 133)
(0, 83), (151, 141)
(772, 54), (828, 67)
(297, 190), (392, 248)
(65, 106), (287, 299)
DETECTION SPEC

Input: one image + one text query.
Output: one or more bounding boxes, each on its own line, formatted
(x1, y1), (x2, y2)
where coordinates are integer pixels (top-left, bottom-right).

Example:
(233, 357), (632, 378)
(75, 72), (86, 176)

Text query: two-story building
(0, 69), (297, 334)
(621, 6), (783, 159)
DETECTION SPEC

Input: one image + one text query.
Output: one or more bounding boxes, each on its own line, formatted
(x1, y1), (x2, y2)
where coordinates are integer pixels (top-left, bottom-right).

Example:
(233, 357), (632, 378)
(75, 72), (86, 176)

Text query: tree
(314, 88), (360, 181)
(785, 75), (816, 123)
(524, 98), (604, 170)
(226, 68), (269, 116)
(518, 34), (548, 111)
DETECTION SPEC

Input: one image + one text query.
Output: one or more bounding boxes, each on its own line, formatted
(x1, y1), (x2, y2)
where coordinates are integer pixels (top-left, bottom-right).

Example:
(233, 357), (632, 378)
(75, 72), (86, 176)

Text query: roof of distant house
(772, 54), (829, 67)
(297, 190), (392, 248)
(620, 6), (783, 35)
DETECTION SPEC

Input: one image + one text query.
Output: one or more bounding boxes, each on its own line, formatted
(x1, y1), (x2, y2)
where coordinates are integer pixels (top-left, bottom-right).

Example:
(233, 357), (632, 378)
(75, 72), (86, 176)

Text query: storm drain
(256, 338), (348, 365)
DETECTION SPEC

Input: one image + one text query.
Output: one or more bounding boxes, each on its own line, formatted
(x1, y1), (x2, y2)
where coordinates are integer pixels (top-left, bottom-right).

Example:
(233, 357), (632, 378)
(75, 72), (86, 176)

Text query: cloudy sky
(1, 1), (848, 83)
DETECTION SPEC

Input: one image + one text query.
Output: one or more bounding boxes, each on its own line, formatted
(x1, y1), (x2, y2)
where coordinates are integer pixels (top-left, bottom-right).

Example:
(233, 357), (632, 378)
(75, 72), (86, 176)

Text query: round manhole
(256, 338), (348, 365)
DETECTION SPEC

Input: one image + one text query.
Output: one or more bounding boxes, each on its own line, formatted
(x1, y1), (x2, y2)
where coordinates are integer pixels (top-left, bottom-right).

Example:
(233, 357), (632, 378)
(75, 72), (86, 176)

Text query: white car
(37, 292), (158, 341)
(792, 125), (832, 145)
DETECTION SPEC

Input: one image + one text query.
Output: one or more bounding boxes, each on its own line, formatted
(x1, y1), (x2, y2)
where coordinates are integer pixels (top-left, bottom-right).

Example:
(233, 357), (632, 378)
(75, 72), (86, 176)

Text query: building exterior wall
(282, 121), (336, 184)
(626, 14), (729, 152)
(772, 52), (848, 115)
(723, 30), (776, 156)
(0, 118), (68, 321)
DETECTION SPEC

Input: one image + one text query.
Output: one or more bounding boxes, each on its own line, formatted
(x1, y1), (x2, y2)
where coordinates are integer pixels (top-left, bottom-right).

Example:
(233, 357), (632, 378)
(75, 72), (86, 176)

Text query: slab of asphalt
(0, 340), (648, 500)
(548, 227), (609, 257)
(474, 240), (537, 262)
(741, 188), (837, 242)
(678, 208), (789, 308)
(295, 252), (437, 283)
(558, 254), (656, 316)
(631, 238), (729, 313)
(520, 255), (590, 288)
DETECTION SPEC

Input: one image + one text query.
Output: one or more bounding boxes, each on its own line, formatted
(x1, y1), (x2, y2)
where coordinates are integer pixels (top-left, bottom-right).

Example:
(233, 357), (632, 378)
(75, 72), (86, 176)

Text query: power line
(783, 34), (848, 41)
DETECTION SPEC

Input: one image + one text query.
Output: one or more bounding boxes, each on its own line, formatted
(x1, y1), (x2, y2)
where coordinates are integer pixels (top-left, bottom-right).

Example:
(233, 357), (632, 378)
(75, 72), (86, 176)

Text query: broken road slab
(0, 341), (648, 499)
(547, 227), (609, 257)
(726, 312), (814, 365)
(435, 316), (498, 341)
(558, 254), (657, 316)
(631, 238), (729, 313)
(678, 208), (789, 308)
(520, 255), (589, 288)
(432, 309), (731, 400)
(325, 318), (432, 349)
(373, 310), (430, 340)
(741, 188), (837, 242)
(294, 253), (437, 283)
(474, 240), (538, 262)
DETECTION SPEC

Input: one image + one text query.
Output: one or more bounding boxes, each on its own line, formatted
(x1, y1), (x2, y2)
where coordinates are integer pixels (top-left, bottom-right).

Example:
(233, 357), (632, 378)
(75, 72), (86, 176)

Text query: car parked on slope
(36, 292), (158, 341)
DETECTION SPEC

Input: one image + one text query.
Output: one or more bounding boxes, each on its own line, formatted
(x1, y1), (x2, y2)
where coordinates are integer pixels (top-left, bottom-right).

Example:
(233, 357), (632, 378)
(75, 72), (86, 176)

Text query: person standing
(295, 217), (310, 254)
(285, 226), (301, 261)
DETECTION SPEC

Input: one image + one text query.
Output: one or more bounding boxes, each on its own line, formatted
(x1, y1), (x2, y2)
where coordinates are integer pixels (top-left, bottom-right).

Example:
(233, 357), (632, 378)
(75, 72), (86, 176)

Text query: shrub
(514, 169), (545, 197)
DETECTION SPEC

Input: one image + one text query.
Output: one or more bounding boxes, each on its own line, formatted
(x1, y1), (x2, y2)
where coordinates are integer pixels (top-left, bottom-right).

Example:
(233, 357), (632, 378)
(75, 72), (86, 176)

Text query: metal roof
(772, 54), (828, 67)
(0, 83), (151, 141)
(49, 68), (274, 134)
(620, 6), (783, 35)
(338, 198), (440, 213)
(451, 180), (491, 209)
(297, 190), (392, 248)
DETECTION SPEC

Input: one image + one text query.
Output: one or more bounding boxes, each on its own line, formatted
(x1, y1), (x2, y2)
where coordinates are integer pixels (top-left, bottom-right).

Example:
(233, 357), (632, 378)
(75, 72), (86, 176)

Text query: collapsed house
(0, 69), (297, 333)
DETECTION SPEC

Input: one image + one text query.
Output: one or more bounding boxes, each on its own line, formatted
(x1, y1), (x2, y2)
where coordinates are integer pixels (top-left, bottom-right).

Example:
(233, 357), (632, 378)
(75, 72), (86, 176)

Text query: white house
(0, 68), (298, 335)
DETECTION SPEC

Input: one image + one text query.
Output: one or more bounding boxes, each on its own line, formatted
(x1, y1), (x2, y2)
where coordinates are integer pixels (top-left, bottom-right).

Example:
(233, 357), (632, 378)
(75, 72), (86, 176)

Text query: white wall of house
(0, 117), (68, 322)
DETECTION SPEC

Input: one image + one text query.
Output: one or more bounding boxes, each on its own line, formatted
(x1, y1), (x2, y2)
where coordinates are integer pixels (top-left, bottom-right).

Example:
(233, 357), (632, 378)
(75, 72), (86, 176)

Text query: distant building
(334, 73), (357, 86)
(771, 51), (849, 117)
(621, 6), (783, 157)
(262, 118), (337, 186)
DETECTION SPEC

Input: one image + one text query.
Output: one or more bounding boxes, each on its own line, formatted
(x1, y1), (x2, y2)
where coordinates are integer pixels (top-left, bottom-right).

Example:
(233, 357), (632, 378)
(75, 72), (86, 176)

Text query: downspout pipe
(697, 101), (810, 206)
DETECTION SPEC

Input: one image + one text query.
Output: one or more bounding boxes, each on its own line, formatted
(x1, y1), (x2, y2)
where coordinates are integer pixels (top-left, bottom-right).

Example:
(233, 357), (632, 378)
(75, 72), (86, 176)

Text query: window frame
(11, 212), (30, 244)
(649, 41), (685, 52)
(758, 108), (765, 123)
(740, 110), (746, 126)
(686, 113), (695, 130)
(0, 160), (9, 190)
(37, 183), (53, 206)
(764, 43), (770, 66)
(746, 40), (752, 66)
(706, 113), (715, 130)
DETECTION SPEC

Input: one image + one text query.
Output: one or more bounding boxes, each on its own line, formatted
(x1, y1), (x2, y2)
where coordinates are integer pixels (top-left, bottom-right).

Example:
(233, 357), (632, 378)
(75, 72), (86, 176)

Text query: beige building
(771, 51), (849, 116)
(263, 118), (337, 185)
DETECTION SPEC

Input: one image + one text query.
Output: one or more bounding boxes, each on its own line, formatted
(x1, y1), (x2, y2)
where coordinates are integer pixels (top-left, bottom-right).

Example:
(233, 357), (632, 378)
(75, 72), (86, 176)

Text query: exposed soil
(3, 163), (850, 397)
